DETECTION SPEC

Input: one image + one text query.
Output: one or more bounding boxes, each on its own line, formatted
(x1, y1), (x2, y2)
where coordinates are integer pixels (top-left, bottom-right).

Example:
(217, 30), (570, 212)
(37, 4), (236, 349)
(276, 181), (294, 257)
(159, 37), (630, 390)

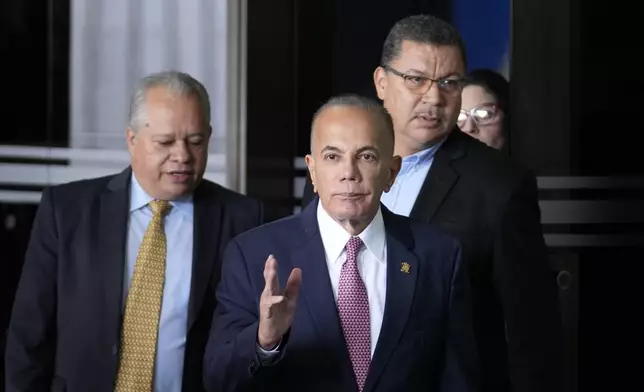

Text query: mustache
(415, 107), (443, 118)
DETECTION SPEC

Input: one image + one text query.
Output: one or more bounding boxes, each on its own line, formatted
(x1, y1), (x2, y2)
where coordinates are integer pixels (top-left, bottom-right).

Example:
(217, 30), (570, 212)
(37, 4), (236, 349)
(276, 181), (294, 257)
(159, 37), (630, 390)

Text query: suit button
(112, 345), (118, 356)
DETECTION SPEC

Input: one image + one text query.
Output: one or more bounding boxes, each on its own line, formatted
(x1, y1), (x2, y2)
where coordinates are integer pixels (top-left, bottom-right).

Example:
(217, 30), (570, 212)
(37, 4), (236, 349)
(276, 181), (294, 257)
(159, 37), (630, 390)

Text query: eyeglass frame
(382, 65), (468, 95)
(457, 104), (501, 126)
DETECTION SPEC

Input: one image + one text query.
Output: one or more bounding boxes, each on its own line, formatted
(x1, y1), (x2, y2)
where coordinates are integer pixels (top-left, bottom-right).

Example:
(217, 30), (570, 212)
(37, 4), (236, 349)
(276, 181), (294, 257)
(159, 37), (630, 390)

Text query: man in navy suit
(204, 94), (478, 392)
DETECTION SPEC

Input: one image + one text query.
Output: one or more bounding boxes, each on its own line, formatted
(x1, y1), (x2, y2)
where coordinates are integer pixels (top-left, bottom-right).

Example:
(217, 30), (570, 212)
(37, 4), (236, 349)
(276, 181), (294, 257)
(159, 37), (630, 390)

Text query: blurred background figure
(458, 68), (509, 151)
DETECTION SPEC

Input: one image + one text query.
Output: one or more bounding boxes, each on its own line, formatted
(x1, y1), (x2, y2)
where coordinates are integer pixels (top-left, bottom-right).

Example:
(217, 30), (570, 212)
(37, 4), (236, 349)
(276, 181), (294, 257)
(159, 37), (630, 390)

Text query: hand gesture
(257, 255), (302, 350)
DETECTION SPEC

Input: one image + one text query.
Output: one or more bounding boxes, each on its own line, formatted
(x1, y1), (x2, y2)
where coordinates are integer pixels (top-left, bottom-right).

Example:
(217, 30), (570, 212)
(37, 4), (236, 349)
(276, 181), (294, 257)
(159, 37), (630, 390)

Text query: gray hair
(127, 70), (211, 131)
(310, 94), (395, 151)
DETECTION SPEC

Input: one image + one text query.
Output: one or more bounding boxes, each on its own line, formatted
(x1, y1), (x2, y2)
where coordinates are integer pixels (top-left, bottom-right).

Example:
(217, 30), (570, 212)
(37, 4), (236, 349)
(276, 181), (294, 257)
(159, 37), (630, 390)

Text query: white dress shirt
(125, 174), (194, 392)
(316, 202), (388, 358)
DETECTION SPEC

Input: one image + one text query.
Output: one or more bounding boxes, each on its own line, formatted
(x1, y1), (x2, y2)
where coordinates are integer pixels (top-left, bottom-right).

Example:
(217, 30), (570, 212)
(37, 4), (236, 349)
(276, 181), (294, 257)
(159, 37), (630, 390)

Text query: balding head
(305, 94), (401, 235)
(310, 94), (395, 156)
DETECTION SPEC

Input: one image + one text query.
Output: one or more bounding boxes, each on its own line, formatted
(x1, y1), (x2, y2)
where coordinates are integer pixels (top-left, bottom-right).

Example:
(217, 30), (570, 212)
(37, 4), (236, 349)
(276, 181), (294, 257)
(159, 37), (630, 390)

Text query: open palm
(257, 255), (302, 349)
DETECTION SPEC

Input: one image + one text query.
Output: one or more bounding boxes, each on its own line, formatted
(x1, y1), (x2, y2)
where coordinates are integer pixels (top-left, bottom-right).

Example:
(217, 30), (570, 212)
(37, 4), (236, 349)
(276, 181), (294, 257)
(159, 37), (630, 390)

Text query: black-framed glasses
(382, 65), (466, 95)
(457, 104), (500, 127)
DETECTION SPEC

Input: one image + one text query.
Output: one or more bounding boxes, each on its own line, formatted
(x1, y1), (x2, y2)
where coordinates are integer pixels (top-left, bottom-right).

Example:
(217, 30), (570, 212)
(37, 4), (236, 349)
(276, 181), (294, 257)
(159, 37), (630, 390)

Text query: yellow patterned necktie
(114, 199), (172, 392)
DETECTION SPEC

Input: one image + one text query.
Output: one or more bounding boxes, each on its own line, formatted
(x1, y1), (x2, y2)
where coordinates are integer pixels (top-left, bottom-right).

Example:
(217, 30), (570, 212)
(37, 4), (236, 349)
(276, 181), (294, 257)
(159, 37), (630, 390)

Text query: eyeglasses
(457, 105), (500, 127)
(383, 65), (466, 96)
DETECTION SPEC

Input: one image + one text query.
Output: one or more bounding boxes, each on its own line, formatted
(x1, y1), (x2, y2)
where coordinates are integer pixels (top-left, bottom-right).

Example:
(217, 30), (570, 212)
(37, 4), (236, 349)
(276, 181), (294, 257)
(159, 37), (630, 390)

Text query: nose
(421, 80), (443, 105)
(171, 141), (192, 163)
(339, 157), (360, 182)
(460, 117), (477, 134)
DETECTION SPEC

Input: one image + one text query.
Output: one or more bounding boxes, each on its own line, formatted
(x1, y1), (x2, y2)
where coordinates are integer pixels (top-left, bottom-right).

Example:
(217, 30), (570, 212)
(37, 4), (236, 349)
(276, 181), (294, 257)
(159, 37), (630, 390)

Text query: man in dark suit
(5, 71), (263, 392)
(204, 94), (478, 392)
(302, 15), (563, 392)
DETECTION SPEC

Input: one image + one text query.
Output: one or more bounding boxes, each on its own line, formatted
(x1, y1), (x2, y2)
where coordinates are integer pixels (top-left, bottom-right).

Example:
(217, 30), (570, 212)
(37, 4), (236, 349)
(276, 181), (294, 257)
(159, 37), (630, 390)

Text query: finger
(263, 295), (285, 319)
(285, 268), (302, 301)
(264, 295), (285, 307)
(262, 255), (273, 282)
(263, 255), (278, 295)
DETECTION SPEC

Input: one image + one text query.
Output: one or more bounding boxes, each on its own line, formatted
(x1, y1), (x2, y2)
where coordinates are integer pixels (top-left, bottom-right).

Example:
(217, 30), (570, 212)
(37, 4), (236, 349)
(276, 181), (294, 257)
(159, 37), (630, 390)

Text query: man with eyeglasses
(302, 14), (563, 392)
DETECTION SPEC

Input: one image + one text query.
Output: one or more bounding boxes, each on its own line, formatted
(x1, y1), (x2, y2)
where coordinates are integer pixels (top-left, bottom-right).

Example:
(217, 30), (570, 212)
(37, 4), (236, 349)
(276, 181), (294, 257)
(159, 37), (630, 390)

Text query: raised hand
(257, 255), (302, 350)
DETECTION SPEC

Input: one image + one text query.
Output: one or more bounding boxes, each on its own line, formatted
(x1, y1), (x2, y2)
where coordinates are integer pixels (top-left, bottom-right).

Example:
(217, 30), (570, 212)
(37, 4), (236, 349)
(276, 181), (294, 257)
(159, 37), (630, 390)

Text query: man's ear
(305, 154), (317, 193)
(374, 66), (388, 100)
(125, 127), (137, 154)
(383, 155), (402, 193)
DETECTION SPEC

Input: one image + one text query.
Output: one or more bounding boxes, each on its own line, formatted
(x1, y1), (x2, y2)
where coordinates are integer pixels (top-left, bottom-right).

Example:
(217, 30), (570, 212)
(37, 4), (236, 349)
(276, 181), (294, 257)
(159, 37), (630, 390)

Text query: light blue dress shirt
(124, 175), (194, 392)
(381, 139), (446, 216)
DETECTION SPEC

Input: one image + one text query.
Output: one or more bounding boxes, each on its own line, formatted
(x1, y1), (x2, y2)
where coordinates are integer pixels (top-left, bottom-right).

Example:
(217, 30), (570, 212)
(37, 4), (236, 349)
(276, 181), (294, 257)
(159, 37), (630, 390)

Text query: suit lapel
(289, 198), (353, 363)
(364, 211), (418, 392)
(187, 182), (222, 330)
(289, 215), (361, 386)
(409, 130), (465, 223)
(97, 168), (131, 342)
(289, 227), (345, 345)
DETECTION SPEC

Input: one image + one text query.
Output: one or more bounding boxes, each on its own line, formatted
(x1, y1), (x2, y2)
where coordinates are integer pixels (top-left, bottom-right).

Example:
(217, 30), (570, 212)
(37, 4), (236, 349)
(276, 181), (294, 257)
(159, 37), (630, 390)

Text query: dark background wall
(0, 0), (69, 147)
(512, 0), (643, 391)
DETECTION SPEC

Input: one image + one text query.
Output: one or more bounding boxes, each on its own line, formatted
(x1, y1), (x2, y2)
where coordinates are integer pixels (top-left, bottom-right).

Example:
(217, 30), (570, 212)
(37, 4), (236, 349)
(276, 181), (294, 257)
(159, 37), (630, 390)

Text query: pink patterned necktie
(337, 236), (371, 391)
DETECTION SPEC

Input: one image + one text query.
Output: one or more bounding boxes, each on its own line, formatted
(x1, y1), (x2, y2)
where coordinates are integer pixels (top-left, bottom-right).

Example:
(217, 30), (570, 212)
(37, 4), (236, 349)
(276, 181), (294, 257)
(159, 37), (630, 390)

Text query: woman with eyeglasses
(458, 68), (509, 151)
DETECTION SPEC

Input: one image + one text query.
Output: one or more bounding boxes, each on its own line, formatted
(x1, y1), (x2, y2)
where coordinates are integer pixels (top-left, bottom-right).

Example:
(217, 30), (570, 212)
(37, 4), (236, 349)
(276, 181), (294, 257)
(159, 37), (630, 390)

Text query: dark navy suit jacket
(204, 198), (478, 392)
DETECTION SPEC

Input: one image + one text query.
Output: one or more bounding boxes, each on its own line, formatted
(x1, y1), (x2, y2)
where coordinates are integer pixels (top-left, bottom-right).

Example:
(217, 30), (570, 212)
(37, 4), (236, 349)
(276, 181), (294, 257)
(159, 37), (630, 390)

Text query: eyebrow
(152, 134), (174, 139)
(466, 102), (497, 109)
(320, 145), (342, 154)
(406, 68), (463, 79)
(152, 131), (206, 138)
(320, 145), (379, 154)
(356, 146), (379, 155)
(405, 68), (428, 75)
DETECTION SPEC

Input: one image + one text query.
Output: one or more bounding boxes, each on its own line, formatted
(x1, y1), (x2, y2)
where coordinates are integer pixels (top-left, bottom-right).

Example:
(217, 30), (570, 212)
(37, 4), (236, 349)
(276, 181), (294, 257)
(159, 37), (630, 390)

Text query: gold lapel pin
(400, 262), (411, 274)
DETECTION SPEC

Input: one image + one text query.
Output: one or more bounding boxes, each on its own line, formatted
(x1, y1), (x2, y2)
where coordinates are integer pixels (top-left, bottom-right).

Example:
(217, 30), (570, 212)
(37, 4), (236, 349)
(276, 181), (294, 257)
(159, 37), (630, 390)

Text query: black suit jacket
(5, 168), (264, 392)
(302, 130), (563, 392)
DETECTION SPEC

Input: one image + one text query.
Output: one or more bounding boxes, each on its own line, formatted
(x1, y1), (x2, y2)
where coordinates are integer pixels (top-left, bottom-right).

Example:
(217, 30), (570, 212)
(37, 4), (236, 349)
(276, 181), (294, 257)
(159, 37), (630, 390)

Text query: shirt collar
(129, 173), (194, 215)
(316, 201), (386, 264)
(399, 136), (447, 173)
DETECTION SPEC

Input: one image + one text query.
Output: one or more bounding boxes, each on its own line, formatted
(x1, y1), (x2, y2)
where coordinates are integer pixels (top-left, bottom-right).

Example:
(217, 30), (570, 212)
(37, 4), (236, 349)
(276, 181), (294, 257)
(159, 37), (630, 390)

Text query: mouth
(334, 192), (368, 200)
(415, 113), (443, 128)
(166, 170), (194, 182)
